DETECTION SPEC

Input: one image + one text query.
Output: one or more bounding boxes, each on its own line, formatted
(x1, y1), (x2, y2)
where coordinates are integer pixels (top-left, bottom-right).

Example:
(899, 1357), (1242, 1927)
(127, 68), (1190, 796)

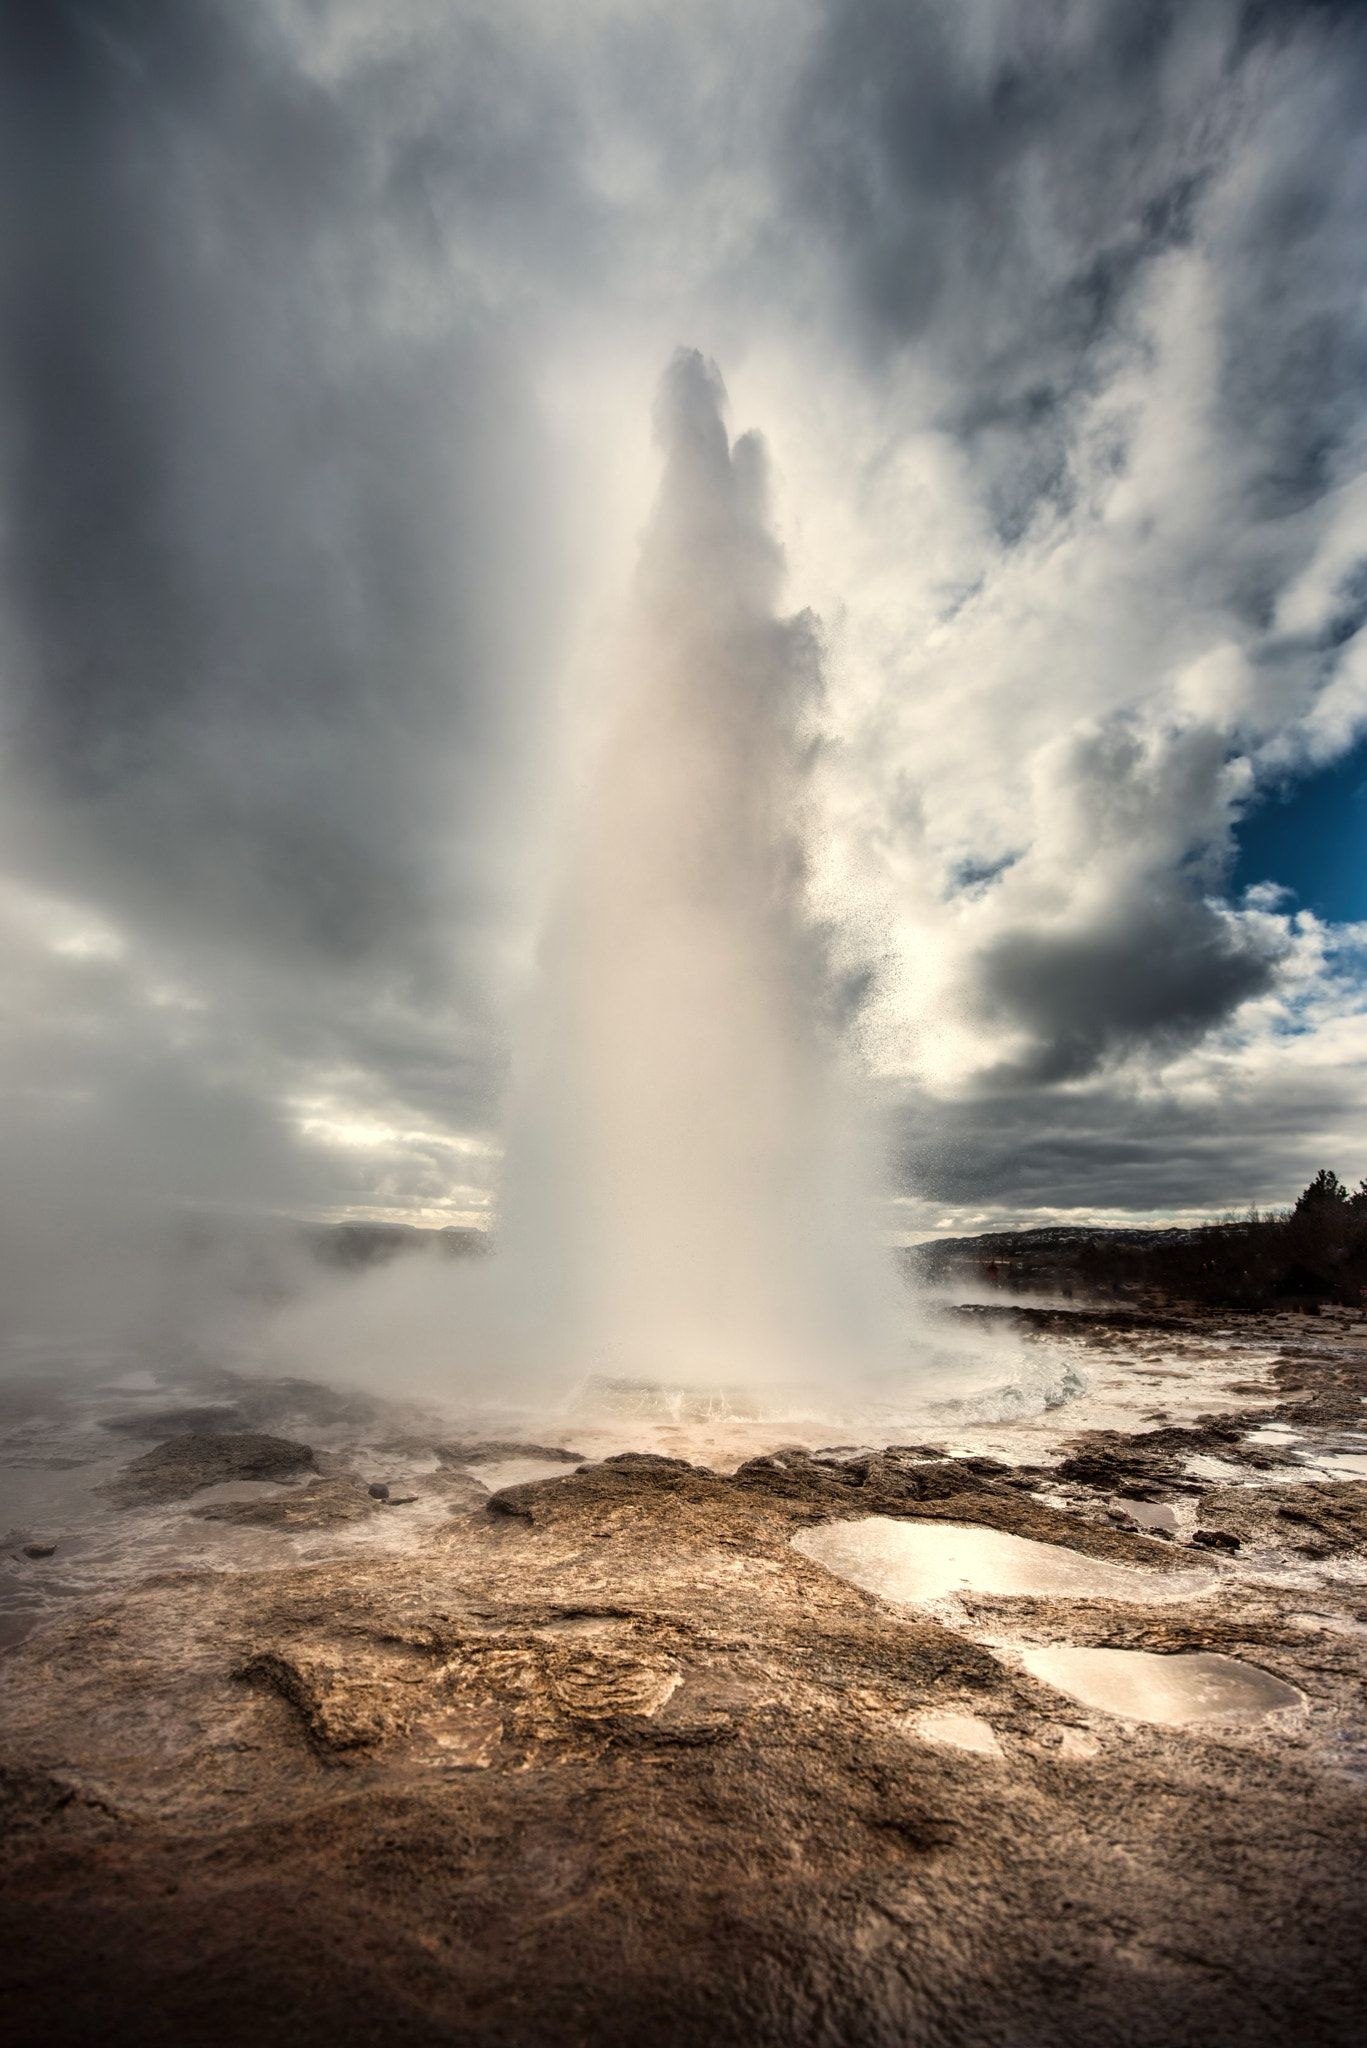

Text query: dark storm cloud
(946, 718), (1287, 1084)
(1209, 18), (1367, 533)
(974, 898), (1279, 1084)
(896, 1046), (1361, 1219)
(0, 0), (580, 1000)
(787, 0), (1367, 537)
(786, 0), (1233, 533)
(792, 0), (1204, 351)
(0, 0), (632, 1261)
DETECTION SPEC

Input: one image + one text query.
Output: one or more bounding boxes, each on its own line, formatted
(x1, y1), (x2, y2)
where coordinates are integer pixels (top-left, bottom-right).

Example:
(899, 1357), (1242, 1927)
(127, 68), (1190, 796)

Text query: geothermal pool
(791, 1515), (1207, 1607)
(1013, 1645), (1303, 1728)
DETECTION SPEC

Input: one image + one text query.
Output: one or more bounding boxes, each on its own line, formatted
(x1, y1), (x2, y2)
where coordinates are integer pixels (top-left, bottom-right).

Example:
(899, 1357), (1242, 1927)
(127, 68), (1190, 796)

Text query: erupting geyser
(500, 352), (906, 1393)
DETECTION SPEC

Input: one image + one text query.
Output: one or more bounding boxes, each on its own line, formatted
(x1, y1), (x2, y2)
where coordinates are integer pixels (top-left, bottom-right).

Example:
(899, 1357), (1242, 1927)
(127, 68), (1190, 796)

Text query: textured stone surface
(101, 1431), (316, 1505)
(190, 1474), (379, 1529)
(3, 1320), (1367, 2045)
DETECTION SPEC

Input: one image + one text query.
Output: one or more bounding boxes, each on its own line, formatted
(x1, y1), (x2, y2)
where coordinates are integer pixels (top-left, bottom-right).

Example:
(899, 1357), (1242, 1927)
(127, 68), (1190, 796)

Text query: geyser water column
(504, 351), (904, 1395)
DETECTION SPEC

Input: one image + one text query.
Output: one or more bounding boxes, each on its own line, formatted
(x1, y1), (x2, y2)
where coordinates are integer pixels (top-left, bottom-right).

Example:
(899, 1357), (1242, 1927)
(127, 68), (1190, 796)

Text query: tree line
(1073, 1170), (1367, 1309)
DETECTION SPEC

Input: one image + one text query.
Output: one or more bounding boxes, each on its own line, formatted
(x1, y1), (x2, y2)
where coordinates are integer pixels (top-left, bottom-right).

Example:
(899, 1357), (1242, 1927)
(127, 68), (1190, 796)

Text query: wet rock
(21, 1542), (56, 1559)
(1191, 1481), (1367, 1559)
(2, 1395), (1365, 2048)
(101, 1405), (243, 1438)
(1040, 1443), (1146, 1489)
(471, 1444), (1172, 1575)
(602, 1451), (695, 1473)
(103, 1431), (316, 1506)
(486, 1486), (536, 1519)
(367, 1482), (390, 1500)
(1054, 1414), (1266, 1494)
(1191, 1528), (1241, 1553)
(427, 1470), (491, 1514)
(0, 1763), (82, 1829)
(235, 1643), (427, 1757)
(732, 1447), (993, 1509)
(483, 1451), (727, 1523)
(1274, 1485), (1367, 1554)
(234, 1618), (684, 1764)
(948, 1301), (1191, 1333)
(434, 1438), (586, 1468)
(191, 1476), (376, 1529)
(1270, 1346), (1367, 1429)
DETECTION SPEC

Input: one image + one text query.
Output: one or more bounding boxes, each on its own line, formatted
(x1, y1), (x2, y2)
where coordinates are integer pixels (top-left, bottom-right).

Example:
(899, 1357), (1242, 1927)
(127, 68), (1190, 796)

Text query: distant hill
(909, 1223), (1201, 1268)
(302, 1221), (489, 1270)
(905, 1188), (1367, 1310)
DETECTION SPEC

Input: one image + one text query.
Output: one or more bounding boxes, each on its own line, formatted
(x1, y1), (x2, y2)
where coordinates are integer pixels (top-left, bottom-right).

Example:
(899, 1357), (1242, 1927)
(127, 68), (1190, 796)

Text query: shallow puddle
(185, 1477), (308, 1507)
(792, 1517), (1202, 1606)
(1185, 1454), (1254, 1483)
(1112, 1497), (1180, 1532)
(1015, 1645), (1303, 1726)
(1308, 1450), (1367, 1480)
(1190, 1443), (1367, 1486)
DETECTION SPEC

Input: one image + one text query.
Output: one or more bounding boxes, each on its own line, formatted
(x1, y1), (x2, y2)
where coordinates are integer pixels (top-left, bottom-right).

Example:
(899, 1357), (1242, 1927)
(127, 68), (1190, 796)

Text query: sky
(3, 0), (1367, 1256)
(1233, 739), (1367, 924)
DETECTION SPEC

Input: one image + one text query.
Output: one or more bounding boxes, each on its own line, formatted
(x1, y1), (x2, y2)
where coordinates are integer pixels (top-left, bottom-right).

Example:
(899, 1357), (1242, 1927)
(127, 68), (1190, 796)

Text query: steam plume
(498, 351), (903, 1390)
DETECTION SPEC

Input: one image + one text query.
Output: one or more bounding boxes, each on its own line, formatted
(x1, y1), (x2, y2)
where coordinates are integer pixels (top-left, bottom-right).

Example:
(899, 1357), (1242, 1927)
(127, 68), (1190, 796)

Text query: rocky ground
(2, 1307), (1366, 2045)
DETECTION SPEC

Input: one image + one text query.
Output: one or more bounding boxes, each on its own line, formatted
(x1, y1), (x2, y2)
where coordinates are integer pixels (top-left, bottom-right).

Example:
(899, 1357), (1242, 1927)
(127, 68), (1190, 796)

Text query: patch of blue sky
(1233, 741), (1367, 925)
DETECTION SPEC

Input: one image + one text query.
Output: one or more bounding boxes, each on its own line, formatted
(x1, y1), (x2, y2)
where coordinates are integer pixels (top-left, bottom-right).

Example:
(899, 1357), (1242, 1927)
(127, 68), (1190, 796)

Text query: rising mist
(262, 352), (914, 1414)
(496, 350), (905, 1392)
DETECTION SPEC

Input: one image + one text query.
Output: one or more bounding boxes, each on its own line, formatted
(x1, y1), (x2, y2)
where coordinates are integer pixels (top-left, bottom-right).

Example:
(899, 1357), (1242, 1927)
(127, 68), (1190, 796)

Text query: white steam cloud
(498, 350), (905, 1389)
(266, 352), (918, 1415)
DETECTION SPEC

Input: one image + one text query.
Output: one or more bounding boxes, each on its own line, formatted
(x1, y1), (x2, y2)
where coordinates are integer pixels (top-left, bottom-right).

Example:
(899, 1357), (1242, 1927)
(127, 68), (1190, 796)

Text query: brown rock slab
(102, 1431), (316, 1506)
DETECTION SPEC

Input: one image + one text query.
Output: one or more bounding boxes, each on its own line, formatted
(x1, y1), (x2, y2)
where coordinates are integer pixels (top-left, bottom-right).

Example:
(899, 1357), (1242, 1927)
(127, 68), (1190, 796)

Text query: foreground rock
(1199, 1478), (1367, 1558)
(101, 1431), (316, 1506)
(3, 1388), (1365, 2048)
(434, 1437), (587, 1466)
(190, 1475), (377, 1529)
